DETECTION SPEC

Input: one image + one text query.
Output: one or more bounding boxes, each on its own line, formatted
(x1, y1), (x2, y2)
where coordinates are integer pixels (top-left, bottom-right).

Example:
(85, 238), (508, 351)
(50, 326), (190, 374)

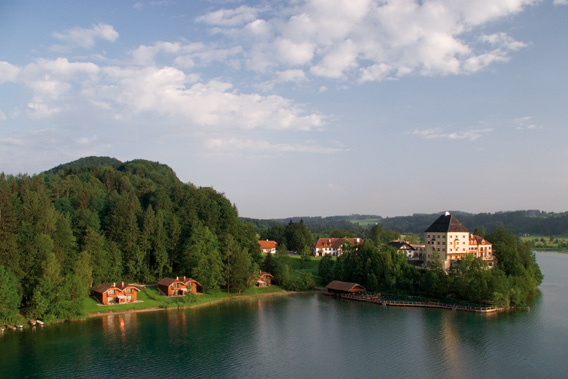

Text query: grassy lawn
(287, 254), (326, 286)
(83, 285), (290, 317)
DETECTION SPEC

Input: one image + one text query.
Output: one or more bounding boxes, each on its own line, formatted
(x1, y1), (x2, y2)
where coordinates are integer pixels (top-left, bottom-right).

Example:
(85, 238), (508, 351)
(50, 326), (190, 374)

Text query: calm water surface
(2, 252), (567, 378)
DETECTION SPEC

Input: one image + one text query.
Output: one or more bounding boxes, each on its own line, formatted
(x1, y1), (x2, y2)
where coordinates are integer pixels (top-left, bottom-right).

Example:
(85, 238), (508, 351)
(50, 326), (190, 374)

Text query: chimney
(113, 282), (115, 287)
(176, 276), (178, 280)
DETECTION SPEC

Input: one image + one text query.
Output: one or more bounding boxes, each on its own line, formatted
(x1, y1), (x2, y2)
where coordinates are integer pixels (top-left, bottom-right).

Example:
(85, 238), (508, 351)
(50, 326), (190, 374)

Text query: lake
(1, 252), (567, 378)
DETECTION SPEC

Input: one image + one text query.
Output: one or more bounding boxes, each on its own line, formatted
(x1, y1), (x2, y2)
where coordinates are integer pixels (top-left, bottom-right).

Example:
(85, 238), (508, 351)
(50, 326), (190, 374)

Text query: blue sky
(1, 0), (567, 219)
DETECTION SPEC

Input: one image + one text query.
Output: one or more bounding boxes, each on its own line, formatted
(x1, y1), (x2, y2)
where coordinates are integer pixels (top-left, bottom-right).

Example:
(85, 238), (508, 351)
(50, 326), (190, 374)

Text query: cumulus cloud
(553, 0), (568, 5)
(6, 55), (324, 132)
(198, 0), (536, 82)
(52, 23), (119, 50)
(97, 65), (324, 130)
(411, 127), (492, 141)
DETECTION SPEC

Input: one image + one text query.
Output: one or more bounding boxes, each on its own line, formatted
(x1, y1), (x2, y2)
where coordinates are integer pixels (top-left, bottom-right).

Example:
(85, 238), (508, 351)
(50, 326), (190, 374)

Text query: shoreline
(85, 290), (303, 320)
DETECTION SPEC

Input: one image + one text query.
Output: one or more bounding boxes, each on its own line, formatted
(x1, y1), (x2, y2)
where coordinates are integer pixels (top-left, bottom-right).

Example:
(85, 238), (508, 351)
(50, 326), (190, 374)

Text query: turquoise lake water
(1, 252), (567, 378)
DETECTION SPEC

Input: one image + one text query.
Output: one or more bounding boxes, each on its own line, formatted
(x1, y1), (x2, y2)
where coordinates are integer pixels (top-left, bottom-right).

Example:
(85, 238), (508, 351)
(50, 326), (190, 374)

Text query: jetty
(322, 290), (499, 313)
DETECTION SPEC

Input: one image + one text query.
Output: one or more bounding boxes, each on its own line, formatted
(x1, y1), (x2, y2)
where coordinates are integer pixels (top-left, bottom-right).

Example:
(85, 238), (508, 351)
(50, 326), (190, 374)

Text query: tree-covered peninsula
(0, 158), (264, 323)
(318, 226), (543, 308)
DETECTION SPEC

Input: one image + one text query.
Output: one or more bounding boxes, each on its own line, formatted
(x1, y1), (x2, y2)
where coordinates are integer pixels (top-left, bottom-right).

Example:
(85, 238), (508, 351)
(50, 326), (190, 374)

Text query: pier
(322, 290), (500, 313)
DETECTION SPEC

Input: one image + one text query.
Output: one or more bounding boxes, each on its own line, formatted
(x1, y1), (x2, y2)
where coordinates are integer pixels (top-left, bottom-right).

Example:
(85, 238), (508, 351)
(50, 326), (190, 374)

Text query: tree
(0, 266), (22, 323)
(318, 255), (335, 285)
(272, 243), (290, 284)
(222, 235), (254, 293)
(183, 225), (224, 292)
(285, 220), (311, 253)
(300, 246), (311, 269)
(261, 252), (274, 274)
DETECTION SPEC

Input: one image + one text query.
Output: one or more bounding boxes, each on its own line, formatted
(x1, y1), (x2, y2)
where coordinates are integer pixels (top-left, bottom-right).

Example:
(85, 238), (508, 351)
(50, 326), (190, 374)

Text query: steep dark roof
(424, 212), (469, 233)
(325, 280), (366, 293)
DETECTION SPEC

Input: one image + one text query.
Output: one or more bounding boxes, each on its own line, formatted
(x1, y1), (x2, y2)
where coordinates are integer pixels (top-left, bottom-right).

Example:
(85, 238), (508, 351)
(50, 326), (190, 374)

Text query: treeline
(246, 210), (568, 237)
(318, 228), (543, 307)
(255, 220), (401, 254)
(0, 158), (262, 323)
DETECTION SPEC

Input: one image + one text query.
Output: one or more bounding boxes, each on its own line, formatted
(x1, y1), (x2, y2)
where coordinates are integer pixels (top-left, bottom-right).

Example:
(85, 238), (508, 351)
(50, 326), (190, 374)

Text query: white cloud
(411, 127), (492, 141)
(3, 51), (324, 134)
(195, 5), (259, 26)
(97, 65), (325, 131)
(513, 116), (544, 130)
(17, 58), (99, 105)
(75, 135), (98, 145)
(553, 0), (568, 5)
(52, 23), (119, 50)
(205, 138), (346, 155)
(0, 62), (20, 84)
(27, 101), (61, 119)
(0, 110), (6, 121)
(198, 0), (536, 82)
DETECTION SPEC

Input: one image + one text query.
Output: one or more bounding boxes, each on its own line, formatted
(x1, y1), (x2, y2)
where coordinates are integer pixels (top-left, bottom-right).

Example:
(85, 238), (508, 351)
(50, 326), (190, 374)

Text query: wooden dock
(322, 290), (500, 313)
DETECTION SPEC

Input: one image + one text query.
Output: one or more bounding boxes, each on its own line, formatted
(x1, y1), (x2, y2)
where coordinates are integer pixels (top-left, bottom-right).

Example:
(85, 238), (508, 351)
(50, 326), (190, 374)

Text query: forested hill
(45, 156), (122, 174)
(244, 210), (568, 236)
(0, 158), (261, 322)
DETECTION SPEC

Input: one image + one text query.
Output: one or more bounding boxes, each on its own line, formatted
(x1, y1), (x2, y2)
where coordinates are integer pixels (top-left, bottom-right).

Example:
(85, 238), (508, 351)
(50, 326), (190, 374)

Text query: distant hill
(46, 156), (122, 174)
(243, 210), (568, 236)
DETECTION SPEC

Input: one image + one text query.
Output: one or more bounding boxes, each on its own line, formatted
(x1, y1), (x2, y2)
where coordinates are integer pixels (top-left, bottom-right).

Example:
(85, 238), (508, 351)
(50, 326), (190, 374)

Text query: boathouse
(325, 280), (366, 294)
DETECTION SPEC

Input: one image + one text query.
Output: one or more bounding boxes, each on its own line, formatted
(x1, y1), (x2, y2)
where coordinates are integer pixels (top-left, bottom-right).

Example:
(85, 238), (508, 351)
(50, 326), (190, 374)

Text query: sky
(1, 0), (567, 219)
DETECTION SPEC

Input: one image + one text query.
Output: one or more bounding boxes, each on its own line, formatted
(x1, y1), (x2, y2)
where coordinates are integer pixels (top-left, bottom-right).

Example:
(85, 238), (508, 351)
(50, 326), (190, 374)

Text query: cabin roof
(258, 240), (278, 249)
(92, 282), (139, 294)
(157, 278), (184, 287)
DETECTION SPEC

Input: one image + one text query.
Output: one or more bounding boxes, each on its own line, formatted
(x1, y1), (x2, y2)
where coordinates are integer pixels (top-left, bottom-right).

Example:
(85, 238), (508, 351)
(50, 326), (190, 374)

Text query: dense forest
(0, 157), (265, 323)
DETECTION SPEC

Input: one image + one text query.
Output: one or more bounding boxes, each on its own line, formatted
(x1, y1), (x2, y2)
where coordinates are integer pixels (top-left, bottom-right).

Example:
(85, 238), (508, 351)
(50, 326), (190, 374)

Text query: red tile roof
(258, 240), (278, 249)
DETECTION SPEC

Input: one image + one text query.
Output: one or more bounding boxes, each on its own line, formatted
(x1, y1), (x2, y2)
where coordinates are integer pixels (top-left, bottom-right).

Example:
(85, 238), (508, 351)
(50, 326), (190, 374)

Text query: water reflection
(101, 312), (138, 344)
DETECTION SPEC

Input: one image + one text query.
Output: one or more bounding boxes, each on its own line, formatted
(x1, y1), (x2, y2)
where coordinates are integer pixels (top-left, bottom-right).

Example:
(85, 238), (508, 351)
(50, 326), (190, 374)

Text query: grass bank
(84, 285), (289, 319)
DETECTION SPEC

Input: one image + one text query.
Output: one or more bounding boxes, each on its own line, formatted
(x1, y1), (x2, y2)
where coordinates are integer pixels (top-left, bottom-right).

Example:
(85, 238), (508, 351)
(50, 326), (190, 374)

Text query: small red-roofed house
(258, 240), (278, 254)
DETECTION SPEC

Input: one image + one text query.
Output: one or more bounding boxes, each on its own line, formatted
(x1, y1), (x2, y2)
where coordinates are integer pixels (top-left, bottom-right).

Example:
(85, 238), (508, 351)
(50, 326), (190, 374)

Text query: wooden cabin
(325, 280), (366, 294)
(157, 277), (188, 297)
(257, 271), (274, 287)
(92, 282), (140, 305)
(179, 276), (202, 294)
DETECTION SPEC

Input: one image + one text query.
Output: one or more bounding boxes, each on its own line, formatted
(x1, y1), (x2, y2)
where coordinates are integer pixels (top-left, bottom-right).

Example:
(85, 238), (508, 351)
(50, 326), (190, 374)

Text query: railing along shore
(321, 290), (500, 313)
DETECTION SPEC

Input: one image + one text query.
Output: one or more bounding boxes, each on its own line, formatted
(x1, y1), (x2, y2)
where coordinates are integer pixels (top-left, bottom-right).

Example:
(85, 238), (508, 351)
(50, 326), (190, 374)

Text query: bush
(283, 272), (315, 291)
